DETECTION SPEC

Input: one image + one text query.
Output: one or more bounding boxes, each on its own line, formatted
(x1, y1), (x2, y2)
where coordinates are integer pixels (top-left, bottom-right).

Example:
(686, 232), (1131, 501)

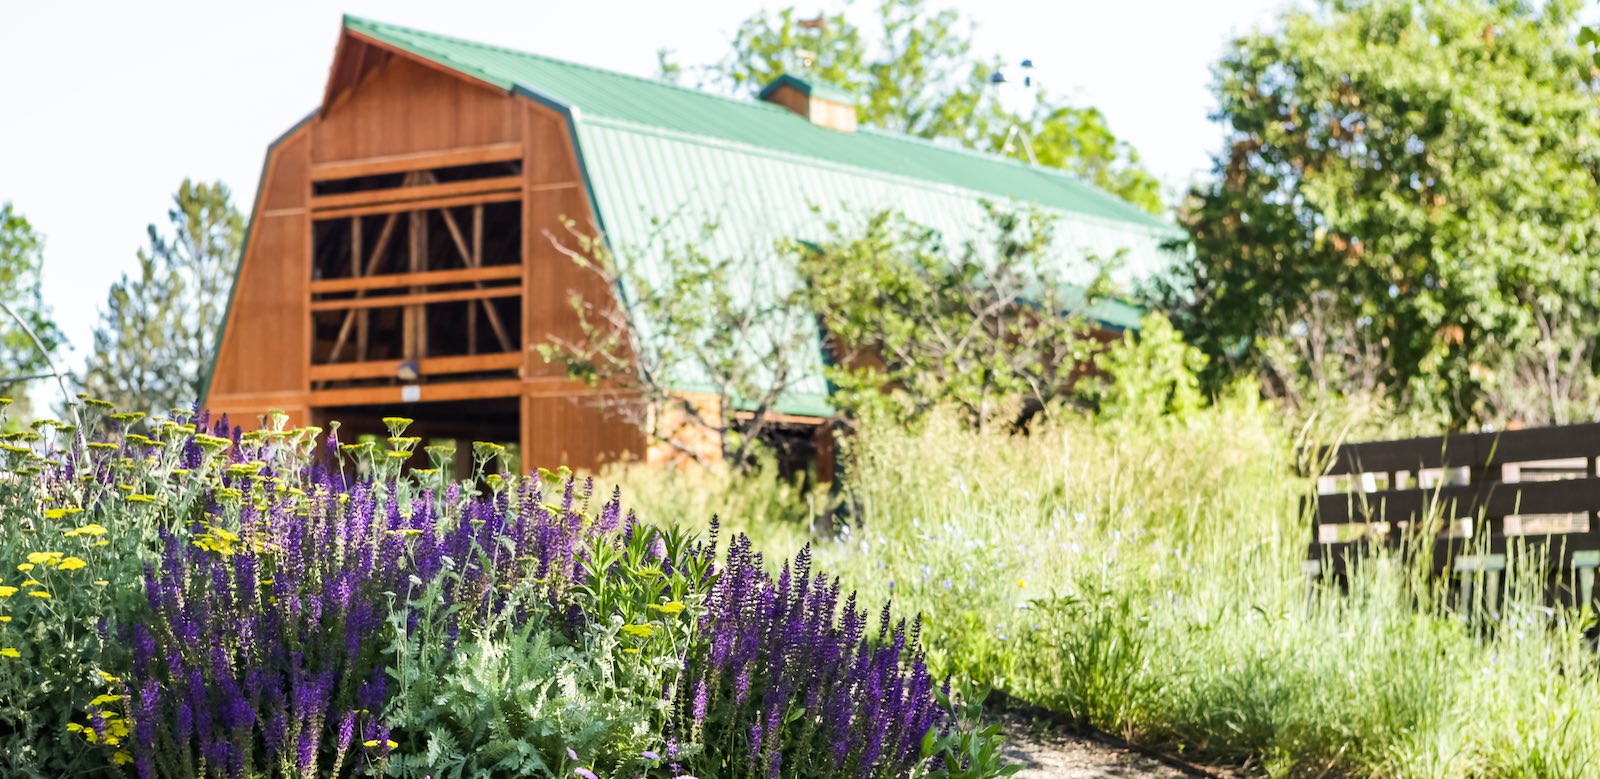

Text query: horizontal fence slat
(1316, 479), (1600, 526)
(1318, 423), (1600, 476)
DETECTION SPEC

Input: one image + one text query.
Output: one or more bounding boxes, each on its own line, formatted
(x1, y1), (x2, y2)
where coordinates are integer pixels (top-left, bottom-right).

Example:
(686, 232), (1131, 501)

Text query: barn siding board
(209, 125), (311, 422)
(313, 56), (517, 164)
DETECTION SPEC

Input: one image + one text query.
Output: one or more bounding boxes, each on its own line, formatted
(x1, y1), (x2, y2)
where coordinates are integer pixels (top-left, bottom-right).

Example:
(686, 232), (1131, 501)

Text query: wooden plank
(311, 142), (523, 181)
(312, 190), (521, 221)
(1319, 423), (1600, 476)
(308, 353), (522, 382)
(1317, 479), (1600, 526)
(311, 265), (521, 294)
(311, 175), (522, 211)
(309, 286), (522, 312)
(311, 379), (526, 407)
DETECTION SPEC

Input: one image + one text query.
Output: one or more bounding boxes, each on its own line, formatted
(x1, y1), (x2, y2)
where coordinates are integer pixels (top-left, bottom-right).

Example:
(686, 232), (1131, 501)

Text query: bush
(0, 404), (1009, 778)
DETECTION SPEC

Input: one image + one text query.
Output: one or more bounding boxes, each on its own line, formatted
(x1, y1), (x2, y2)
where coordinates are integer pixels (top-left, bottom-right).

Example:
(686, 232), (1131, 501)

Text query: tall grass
(619, 398), (1600, 778)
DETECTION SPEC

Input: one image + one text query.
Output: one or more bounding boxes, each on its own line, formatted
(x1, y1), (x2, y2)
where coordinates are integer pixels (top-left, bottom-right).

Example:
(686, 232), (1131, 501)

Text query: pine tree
(83, 180), (243, 414)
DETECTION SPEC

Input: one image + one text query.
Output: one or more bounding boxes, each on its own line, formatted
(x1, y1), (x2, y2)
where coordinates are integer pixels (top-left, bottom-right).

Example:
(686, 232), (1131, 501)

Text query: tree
(798, 204), (1106, 431)
(537, 218), (820, 470)
(0, 203), (65, 420)
(83, 180), (243, 414)
(661, 0), (1163, 214)
(1166, 0), (1600, 425)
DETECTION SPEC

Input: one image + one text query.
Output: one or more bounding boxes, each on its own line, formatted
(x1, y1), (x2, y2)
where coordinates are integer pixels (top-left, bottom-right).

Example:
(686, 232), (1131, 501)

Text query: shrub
(0, 403), (1006, 778)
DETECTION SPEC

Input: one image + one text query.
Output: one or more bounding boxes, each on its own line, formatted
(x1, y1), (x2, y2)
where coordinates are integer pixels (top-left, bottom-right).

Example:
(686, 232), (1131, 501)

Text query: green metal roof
(320, 17), (1184, 417)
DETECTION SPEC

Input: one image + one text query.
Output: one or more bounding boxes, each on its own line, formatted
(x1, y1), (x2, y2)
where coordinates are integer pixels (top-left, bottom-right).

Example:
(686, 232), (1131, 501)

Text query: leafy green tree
(83, 180), (243, 414)
(538, 219), (819, 470)
(1167, 0), (1600, 425)
(798, 205), (1104, 431)
(0, 203), (65, 420)
(662, 0), (1163, 213)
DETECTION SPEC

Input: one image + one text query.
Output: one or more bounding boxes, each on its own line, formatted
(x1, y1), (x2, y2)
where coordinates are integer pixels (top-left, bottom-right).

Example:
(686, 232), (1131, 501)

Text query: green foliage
(0, 203), (65, 420)
(82, 179), (243, 414)
(672, 399), (1600, 777)
(663, 0), (1163, 214)
(538, 218), (818, 469)
(384, 616), (660, 778)
(0, 405), (219, 778)
(1085, 312), (1206, 422)
(1169, 0), (1600, 425)
(799, 205), (1102, 431)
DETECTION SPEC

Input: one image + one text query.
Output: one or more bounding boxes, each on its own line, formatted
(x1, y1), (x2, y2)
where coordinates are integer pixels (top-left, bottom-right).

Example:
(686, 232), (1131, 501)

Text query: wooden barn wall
(313, 55), (519, 162)
(207, 125), (312, 426)
(520, 101), (646, 468)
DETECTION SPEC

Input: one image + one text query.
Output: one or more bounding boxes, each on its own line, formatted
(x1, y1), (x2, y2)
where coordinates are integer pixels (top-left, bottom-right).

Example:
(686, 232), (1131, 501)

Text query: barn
(201, 15), (1181, 472)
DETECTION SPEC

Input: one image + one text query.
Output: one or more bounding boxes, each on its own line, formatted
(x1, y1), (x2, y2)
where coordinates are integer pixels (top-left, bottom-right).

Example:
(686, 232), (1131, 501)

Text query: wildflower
(15, 564), (32, 572)
(575, 769), (598, 779)
(621, 624), (656, 638)
(648, 601), (686, 615)
(641, 750), (660, 761)
(126, 494), (156, 504)
(65, 523), (107, 538)
(0, 586), (16, 597)
(111, 752), (133, 766)
(0, 648), (18, 658)
(26, 551), (62, 567)
(57, 557), (87, 571)
(1017, 579), (1026, 588)
(28, 591), (51, 599)
(19, 580), (39, 587)
(91, 694), (120, 706)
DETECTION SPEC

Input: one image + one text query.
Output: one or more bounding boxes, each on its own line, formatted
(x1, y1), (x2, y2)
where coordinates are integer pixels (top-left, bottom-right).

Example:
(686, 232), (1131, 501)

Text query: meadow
(7, 394), (1600, 778)
(617, 398), (1600, 779)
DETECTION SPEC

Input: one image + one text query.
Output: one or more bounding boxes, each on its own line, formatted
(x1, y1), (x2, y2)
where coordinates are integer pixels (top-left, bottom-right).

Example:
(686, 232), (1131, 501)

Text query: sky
(0, 0), (1294, 384)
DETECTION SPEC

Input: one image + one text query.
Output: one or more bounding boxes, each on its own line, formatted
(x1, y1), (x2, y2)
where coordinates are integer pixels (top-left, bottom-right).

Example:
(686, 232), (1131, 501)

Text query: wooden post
(404, 210), (419, 362)
(352, 216), (367, 361)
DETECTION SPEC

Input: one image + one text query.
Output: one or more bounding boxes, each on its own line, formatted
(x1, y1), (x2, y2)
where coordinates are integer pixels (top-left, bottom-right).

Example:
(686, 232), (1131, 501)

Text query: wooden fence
(1306, 422), (1600, 605)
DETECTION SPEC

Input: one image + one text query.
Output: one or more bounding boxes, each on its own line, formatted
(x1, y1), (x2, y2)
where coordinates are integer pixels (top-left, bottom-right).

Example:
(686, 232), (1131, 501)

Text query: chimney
(758, 74), (857, 132)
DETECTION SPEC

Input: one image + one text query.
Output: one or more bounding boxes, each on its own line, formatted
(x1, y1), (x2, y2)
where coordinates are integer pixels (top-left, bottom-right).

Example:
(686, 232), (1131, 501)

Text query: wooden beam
(311, 379), (526, 407)
(308, 352), (522, 382)
(437, 204), (514, 351)
(310, 286), (522, 312)
(311, 176), (522, 212)
(311, 142), (523, 181)
(311, 265), (521, 294)
(326, 210), (400, 363)
(313, 190), (522, 221)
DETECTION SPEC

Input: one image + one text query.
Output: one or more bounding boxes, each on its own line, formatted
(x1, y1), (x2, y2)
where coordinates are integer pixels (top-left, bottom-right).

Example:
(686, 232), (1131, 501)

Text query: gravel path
(998, 710), (1244, 779)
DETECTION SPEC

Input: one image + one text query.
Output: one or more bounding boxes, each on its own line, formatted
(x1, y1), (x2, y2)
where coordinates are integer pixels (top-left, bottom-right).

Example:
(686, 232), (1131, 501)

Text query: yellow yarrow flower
(19, 580), (39, 587)
(57, 557), (87, 571)
(126, 494), (156, 504)
(90, 694), (120, 706)
(28, 591), (51, 599)
(1, 648), (20, 659)
(112, 752), (133, 766)
(15, 563), (33, 572)
(26, 551), (63, 567)
(0, 586), (17, 597)
(620, 624), (656, 638)
(648, 601), (686, 615)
